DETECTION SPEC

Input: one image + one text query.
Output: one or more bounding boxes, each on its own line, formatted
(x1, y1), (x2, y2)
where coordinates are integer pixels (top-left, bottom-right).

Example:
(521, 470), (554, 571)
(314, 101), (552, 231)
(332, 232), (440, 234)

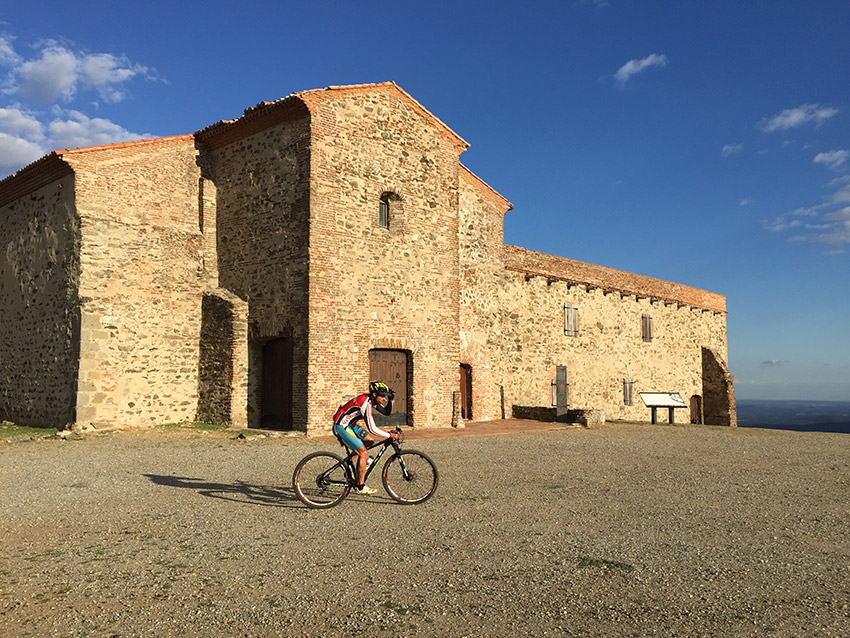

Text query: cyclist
(332, 381), (398, 494)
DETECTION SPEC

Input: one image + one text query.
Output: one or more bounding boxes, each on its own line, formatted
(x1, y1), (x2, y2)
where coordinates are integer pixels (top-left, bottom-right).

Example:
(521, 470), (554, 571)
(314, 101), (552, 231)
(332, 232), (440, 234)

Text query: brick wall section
(64, 136), (206, 428)
(198, 110), (312, 429)
(303, 86), (464, 432)
(0, 173), (80, 426)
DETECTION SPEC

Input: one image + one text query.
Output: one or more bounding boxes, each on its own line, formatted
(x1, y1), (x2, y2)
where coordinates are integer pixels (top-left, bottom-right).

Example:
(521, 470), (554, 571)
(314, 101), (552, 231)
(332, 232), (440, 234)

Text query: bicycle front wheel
(293, 452), (350, 508)
(382, 450), (438, 504)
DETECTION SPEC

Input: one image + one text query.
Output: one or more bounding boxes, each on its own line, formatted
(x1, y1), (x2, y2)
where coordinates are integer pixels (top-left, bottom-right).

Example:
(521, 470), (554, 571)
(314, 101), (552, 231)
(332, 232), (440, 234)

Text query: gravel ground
(1, 422), (848, 637)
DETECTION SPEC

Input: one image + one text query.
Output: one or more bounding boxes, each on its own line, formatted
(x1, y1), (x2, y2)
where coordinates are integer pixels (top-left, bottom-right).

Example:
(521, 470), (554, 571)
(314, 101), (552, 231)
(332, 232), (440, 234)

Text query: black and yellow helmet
(369, 381), (394, 416)
(368, 381), (392, 398)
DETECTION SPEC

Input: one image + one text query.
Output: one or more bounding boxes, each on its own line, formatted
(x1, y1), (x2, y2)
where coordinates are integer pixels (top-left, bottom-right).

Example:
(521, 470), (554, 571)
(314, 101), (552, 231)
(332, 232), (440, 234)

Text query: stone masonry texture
(0, 171), (79, 426)
(0, 81), (736, 432)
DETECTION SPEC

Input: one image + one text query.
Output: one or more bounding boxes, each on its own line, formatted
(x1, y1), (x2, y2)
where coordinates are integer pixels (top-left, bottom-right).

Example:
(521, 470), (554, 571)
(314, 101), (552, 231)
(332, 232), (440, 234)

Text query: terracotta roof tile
(55, 134), (194, 156)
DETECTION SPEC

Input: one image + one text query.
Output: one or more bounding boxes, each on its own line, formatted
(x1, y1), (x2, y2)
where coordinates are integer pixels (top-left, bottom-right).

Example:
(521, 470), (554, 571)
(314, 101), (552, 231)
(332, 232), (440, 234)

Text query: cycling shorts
(333, 423), (366, 451)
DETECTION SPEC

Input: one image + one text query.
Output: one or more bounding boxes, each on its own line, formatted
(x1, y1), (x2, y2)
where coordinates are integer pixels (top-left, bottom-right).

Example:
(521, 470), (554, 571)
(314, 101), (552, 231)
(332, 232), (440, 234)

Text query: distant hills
(736, 399), (850, 434)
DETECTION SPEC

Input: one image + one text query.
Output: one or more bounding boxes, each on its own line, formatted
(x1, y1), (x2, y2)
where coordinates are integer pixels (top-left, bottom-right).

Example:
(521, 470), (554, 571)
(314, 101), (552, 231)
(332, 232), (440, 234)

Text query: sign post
(639, 392), (687, 424)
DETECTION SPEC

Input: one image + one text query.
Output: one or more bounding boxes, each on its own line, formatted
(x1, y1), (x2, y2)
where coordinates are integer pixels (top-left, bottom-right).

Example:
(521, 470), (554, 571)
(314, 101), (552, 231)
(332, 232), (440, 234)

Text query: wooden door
(368, 349), (409, 426)
(261, 338), (293, 429)
(690, 395), (703, 424)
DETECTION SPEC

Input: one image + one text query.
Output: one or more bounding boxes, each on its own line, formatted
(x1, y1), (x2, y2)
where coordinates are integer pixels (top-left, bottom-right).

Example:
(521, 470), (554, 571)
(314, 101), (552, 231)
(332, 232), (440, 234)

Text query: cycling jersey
(333, 393), (392, 440)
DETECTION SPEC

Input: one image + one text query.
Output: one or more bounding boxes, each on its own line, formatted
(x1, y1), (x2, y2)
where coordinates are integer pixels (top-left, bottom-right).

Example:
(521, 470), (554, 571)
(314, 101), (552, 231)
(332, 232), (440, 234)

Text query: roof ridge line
(56, 134), (194, 156)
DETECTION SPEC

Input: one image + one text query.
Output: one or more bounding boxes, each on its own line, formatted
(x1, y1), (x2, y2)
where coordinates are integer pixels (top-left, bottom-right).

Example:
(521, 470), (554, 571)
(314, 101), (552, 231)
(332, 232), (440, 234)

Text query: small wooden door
(261, 338), (293, 429)
(368, 349), (409, 426)
(459, 364), (472, 420)
(690, 395), (703, 424)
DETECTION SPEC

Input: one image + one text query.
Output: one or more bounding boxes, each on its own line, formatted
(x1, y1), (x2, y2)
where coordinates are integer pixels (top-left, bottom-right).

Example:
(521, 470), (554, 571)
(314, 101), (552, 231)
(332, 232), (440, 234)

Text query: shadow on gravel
(143, 474), (304, 509)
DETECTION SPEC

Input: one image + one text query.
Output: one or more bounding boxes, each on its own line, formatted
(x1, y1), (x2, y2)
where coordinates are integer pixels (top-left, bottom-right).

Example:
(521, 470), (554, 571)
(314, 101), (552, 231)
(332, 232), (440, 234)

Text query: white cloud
(79, 53), (154, 103)
(0, 34), (21, 67)
(14, 42), (79, 104)
(0, 107), (46, 171)
(0, 106), (45, 141)
(760, 360), (788, 368)
(758, 104), (839, 132)
(47, 109), (148, 151)
(0, 105), (150, 176)
(3, 39), (158, 106)
(0, 35), (159, 177)
(739, 198), (753, 207)
(827, 174), (850, 187)
(830, 184), (850, 204)
(0, 131), (45, 171)
(722, 144), (743, 157)
(823, 206), (850, 223)
(789, 206), (821, 217)
(813, 149), (849, 170)
(768, 191), (850, 249)
(813, 217), (850, 245)
(762, 217), (799, 232)
(614, 53), (668, 87)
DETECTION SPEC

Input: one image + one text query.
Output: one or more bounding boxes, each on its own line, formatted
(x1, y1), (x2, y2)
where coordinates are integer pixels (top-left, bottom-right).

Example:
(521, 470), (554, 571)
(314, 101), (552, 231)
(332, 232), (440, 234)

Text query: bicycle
(292, 426), (438, 508)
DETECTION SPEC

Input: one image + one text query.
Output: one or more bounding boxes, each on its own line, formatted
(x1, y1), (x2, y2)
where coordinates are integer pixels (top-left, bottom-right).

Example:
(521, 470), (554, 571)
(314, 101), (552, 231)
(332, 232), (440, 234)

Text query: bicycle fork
(392, 444), (414, 481)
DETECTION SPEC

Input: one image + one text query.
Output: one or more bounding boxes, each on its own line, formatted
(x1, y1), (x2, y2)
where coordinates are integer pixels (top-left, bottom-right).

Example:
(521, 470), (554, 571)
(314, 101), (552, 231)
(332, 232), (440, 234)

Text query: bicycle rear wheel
(293, 452), (350, 508)
(382, 450), (438, 504)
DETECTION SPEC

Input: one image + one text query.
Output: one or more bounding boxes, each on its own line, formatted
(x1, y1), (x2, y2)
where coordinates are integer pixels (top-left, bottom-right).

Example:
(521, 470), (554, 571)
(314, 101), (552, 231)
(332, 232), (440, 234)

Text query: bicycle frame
(324, 430), (408, 487)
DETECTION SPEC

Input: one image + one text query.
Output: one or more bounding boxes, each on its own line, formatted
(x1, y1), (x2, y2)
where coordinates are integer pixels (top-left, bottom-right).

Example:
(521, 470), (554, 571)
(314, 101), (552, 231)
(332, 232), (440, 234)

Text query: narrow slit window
(378, 191), (403, 231)
(379, 198), (389, 228)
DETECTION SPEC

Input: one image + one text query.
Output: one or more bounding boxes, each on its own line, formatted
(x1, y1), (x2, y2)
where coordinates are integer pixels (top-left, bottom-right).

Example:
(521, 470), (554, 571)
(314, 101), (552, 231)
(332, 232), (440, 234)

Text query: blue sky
(1, 1), (848, 401)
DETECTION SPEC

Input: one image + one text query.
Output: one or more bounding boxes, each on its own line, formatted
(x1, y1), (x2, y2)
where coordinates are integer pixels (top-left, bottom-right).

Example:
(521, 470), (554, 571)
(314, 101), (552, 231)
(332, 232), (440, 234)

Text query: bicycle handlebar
(364, 426), (403, 449)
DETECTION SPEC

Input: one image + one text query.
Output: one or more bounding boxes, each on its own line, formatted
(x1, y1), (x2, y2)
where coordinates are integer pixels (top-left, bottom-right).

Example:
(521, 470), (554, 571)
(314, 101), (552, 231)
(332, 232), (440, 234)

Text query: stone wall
(304, 86), (465, 432)
(702, 347), (737, 426)
(458, 166), (512, 421)
(198, 106), (312, 429)
(457, 167), (731, 427)
(483, 260), (729, 424)
(64, 136), (206, 428)
(0, 173), (80, 426)
(0, 82), (734, 433)
(196, 289), (249, 426)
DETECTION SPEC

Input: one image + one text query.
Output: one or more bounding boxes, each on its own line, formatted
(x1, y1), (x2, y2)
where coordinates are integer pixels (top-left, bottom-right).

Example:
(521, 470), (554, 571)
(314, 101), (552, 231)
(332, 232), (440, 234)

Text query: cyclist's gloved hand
(389, 432), (399, 440)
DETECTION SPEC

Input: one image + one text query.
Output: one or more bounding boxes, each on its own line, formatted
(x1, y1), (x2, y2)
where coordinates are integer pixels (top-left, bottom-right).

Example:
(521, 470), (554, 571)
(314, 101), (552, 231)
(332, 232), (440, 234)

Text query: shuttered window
(641, 314), (653, 342)
(564, 304), (579, 337)
(624, 379), (634, 406)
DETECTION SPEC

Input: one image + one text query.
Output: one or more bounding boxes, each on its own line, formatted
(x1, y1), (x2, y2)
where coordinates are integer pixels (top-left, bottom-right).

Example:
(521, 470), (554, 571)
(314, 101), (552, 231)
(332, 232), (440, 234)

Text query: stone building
(0, 82), (736, 433)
